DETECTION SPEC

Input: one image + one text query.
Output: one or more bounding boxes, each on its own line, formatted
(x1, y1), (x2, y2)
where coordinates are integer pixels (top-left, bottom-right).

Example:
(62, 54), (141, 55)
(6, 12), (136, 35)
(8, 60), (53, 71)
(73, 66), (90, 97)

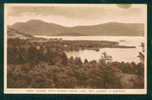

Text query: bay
(34, 35), (144, 63)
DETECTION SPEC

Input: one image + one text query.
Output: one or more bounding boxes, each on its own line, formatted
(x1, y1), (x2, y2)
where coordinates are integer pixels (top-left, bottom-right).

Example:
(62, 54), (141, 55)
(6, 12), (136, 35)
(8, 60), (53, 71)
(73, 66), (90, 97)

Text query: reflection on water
(61, 36), (144, 63)
(35, 35), (144, 63)
(65, 48), (140, 63)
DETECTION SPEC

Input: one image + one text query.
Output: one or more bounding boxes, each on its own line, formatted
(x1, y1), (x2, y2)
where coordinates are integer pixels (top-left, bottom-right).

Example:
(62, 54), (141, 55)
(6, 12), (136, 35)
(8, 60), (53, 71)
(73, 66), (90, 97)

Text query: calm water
(35, 35), (144, 63)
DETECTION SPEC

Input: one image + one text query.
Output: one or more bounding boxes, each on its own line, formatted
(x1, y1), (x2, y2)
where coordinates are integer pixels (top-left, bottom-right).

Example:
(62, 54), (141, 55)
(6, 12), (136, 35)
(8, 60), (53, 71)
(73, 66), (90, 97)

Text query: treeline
(8, 38), (135, 52)
(7, 38), (144, 89)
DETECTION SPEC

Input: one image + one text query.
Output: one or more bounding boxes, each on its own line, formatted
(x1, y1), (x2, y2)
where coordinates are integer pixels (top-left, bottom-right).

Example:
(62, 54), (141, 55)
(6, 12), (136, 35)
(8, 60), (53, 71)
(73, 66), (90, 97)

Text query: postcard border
(3, 3), (147, 95)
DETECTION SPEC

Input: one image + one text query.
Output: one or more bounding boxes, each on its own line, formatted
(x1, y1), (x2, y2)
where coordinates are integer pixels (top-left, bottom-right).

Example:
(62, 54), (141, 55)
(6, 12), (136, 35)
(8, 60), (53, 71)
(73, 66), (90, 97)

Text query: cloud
(6, 4), (147, 26)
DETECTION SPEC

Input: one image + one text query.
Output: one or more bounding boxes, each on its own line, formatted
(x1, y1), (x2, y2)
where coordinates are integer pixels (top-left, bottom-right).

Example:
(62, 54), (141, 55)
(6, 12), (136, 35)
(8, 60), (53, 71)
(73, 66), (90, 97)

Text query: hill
(10, 19), (144, 36)
(7, 27), (33, 39)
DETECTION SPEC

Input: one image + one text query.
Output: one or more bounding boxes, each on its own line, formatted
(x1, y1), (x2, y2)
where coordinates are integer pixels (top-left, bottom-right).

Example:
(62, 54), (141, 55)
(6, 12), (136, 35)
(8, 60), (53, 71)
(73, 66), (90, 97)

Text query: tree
(138, 42), (144, 64)
(100, 52), (112, 64)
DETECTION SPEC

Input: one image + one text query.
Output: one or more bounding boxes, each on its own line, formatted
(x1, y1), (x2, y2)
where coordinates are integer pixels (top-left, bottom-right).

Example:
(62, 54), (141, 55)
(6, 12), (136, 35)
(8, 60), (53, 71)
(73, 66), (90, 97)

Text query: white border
(4, 3), (147, 94)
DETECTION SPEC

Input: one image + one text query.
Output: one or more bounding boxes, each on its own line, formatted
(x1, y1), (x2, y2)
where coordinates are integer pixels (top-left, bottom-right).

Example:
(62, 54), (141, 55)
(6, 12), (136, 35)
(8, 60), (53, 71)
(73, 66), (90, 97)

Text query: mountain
(10, 19), (144, 36)
(7, 27), (34, 39)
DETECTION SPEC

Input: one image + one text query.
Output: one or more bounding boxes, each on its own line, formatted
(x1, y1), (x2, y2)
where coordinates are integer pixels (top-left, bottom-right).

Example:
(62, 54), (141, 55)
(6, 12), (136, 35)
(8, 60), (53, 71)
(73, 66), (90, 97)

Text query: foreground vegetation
(7, 38), (144, 89)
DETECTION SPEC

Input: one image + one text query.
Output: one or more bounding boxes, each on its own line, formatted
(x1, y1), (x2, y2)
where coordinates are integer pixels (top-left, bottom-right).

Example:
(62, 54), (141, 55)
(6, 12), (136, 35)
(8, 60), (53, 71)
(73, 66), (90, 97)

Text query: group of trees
(7, 38), (144, 89)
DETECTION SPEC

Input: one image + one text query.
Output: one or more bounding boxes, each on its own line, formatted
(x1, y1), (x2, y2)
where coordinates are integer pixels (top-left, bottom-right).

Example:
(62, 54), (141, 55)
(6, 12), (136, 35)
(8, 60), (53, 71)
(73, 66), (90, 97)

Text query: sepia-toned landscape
(6, 4), (146, 90)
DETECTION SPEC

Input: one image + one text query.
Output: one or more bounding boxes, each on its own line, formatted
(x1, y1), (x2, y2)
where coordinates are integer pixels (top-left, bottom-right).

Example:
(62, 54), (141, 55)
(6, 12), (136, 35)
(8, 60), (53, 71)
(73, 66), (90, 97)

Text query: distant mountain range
(9, 19), (144, 36)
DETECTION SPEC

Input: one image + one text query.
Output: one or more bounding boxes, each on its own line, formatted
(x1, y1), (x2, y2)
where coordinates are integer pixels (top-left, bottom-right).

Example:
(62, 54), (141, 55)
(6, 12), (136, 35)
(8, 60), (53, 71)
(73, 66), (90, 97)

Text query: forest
(7, 38), (144, 89)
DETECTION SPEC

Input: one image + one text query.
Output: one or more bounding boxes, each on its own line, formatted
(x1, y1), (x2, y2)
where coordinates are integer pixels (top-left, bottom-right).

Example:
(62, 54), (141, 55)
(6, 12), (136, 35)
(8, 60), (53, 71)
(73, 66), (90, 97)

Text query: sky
(5, 4), (147, 27)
